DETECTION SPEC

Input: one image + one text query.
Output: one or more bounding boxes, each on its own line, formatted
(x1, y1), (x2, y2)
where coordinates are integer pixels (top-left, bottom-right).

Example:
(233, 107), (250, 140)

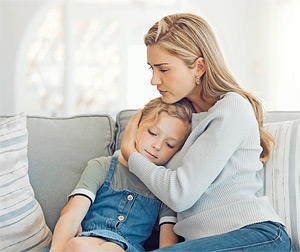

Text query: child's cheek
(135, 139), (140, 152)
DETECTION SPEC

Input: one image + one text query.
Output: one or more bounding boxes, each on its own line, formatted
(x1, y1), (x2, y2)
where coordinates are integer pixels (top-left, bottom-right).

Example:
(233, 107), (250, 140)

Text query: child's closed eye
(166, 142), (174, 149)
(148, 129), (157, 136)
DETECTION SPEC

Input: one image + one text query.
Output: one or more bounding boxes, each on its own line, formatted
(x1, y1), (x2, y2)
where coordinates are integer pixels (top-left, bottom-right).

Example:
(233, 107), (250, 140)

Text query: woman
(121, 13), (294, 251)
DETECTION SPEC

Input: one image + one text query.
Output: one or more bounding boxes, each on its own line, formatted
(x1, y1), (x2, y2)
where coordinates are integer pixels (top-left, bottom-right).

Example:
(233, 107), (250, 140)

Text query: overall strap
(104, 155), (118, 186)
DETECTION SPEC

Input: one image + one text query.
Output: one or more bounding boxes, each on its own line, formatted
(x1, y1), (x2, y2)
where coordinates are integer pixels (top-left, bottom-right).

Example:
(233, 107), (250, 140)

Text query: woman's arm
(121, 109), (142, 161)
(159, 223), (178, 248)
(128, 94), (257, 212)
(50, 195), (90, 252)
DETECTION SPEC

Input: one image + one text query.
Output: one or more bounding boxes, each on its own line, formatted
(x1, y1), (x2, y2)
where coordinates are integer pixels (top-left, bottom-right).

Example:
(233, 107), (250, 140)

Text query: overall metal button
(127, 194), (133, 201)
(118, 215), (124, 221)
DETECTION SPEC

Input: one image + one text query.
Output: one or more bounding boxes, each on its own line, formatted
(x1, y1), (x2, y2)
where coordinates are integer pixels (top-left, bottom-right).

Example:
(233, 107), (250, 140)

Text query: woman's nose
(151, 72), (162, 86)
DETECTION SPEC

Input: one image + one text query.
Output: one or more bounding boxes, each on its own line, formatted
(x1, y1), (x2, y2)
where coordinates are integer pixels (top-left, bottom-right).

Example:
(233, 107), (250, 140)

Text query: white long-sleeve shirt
(128, 92), (283, 240)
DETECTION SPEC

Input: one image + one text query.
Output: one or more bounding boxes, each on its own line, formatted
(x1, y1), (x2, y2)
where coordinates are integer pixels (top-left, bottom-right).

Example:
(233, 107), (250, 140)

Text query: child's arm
(159, 223), (178, 248)
(50, 195), (90, 252)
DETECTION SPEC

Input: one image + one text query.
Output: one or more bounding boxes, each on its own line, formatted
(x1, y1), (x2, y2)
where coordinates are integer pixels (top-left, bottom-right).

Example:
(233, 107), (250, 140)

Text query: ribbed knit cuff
(128, 152), (153, 175)
(128, 152), (158, 187)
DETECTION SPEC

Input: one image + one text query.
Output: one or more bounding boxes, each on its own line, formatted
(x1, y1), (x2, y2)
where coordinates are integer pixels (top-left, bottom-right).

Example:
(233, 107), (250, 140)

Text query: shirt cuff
(159, 216), (177, 226)
(68, 188), (95, 204)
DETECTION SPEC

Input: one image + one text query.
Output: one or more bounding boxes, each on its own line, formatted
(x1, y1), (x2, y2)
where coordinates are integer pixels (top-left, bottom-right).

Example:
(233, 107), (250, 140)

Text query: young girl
(121, 13), (295, 251)
(48, 97), (193, 252)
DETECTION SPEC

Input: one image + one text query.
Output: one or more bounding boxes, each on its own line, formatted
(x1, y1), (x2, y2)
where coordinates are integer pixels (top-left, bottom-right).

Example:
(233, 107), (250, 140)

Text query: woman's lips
(158, 90), (167, 96)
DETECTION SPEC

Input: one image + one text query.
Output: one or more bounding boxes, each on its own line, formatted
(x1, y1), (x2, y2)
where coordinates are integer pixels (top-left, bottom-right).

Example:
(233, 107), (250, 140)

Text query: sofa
(0, 110), (299, 251)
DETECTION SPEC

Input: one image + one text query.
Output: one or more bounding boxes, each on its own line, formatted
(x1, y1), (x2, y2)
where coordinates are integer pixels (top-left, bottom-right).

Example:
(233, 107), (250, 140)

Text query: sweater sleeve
(128, 93), (258, 212)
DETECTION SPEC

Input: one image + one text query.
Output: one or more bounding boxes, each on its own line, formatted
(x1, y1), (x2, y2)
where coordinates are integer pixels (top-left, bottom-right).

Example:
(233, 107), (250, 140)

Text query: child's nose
(152, 140), (162, 150)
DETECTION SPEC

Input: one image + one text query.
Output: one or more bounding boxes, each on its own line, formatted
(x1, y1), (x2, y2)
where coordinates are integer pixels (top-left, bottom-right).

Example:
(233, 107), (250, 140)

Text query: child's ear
(195, 57), (206, 77)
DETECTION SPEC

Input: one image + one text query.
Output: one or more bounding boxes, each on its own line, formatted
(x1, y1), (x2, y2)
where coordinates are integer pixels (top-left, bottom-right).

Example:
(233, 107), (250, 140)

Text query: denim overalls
(79, 156), (161, 252)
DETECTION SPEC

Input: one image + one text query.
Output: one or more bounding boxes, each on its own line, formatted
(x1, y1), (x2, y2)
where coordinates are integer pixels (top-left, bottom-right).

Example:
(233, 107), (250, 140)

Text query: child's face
(137, 112), (188, 165)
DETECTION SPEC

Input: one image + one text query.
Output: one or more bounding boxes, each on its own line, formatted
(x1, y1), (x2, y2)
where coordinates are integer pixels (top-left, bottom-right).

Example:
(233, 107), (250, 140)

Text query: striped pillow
(0, 113), (52, 251)
(261, 119), (300, 251)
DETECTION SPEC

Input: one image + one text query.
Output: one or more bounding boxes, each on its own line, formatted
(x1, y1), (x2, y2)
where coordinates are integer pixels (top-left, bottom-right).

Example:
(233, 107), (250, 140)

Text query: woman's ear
(195, 57), (206, 77)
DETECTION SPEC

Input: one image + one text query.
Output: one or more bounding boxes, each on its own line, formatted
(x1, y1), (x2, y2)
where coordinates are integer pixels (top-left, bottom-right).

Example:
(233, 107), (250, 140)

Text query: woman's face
(147, 44), (203, 104)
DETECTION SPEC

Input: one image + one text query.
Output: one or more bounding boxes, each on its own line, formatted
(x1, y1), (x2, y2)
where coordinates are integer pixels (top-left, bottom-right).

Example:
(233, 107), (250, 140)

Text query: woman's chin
(161, 95), (180, 104)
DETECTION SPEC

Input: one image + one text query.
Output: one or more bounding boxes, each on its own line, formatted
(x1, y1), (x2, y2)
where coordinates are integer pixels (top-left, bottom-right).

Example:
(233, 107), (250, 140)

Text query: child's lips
(145, 150), (157, 159)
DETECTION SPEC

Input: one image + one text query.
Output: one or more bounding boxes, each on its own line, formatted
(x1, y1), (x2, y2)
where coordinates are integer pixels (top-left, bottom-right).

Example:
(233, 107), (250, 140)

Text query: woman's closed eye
(147, 65), (168, 73)
(159, 69), (168, 73)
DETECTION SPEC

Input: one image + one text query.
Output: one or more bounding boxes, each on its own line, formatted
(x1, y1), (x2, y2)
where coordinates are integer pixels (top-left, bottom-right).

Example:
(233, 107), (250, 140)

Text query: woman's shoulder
(192, 92), (255, 128)
(220, 92), (250, 105)
(204, 92), (257, 131)
(211, 92), (254, 116)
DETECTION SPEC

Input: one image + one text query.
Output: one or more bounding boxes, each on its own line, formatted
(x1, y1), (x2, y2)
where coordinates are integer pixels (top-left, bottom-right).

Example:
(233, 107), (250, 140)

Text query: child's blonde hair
(144, 13), (273, 165)
(136, 97), (193, 148)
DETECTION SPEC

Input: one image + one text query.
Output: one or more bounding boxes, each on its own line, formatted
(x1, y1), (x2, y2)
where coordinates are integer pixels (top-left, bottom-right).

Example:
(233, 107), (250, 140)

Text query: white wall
(0, 0), (299, 115)
(0, 0), (45, 115)
(182, 0), (274, 106)
(184, 0), (300, 111)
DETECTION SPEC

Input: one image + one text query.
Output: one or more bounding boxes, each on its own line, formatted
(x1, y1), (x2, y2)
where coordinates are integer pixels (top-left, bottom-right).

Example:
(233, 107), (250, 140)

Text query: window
(25, 0), (178, 117)
(16, 0), (299, 116)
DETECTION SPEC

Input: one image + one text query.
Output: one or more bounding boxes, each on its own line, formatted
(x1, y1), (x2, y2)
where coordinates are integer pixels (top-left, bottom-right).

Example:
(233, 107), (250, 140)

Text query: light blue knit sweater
(128, 92), (283, 240)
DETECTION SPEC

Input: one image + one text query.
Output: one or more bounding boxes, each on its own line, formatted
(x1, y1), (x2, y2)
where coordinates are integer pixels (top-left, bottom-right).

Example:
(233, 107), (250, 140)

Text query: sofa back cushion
(261, 119), (300, 251)
(27, 115), (115, 232)
(265, 111), (300, 123)
(115, 110), (137, 151)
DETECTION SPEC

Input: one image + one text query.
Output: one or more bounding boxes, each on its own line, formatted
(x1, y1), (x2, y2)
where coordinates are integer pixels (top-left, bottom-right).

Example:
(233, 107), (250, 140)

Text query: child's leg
(63, 236), (125, 252)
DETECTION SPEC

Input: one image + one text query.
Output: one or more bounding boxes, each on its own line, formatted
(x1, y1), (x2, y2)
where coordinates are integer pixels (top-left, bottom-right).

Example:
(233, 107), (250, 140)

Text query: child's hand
(121, 109), (142, 161)
(159, 223), (178, 248)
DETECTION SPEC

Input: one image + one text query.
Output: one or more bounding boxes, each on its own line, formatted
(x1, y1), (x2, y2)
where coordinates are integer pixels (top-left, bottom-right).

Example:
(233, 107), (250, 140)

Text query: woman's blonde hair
(136, 97), (193, 148)
(144, 13), (273, 165)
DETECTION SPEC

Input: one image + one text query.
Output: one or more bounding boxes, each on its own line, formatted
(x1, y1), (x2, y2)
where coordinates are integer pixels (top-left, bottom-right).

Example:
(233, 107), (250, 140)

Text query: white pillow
(261, 119), (299, 251)
(0, 113), (52, 251)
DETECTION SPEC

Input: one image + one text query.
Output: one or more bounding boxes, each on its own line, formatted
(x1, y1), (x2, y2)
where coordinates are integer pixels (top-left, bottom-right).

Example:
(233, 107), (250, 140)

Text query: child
(48, 97), (193, 252)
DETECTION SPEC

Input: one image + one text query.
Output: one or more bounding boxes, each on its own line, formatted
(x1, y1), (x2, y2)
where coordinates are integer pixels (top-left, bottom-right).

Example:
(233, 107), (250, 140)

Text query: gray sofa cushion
(265, 111), (300, 123)
(115, 109), (137, 151)
(27, 115), (115, 232)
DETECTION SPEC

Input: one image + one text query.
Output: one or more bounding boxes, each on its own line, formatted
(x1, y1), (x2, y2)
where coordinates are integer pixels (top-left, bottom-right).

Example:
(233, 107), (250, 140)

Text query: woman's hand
(121, 109), (142, 161)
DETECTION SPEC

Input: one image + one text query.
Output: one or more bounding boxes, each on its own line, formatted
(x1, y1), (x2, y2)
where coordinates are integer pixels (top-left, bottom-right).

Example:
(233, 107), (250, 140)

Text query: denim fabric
(154, 221), (294, 252)
(80, 156), (161, 252)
